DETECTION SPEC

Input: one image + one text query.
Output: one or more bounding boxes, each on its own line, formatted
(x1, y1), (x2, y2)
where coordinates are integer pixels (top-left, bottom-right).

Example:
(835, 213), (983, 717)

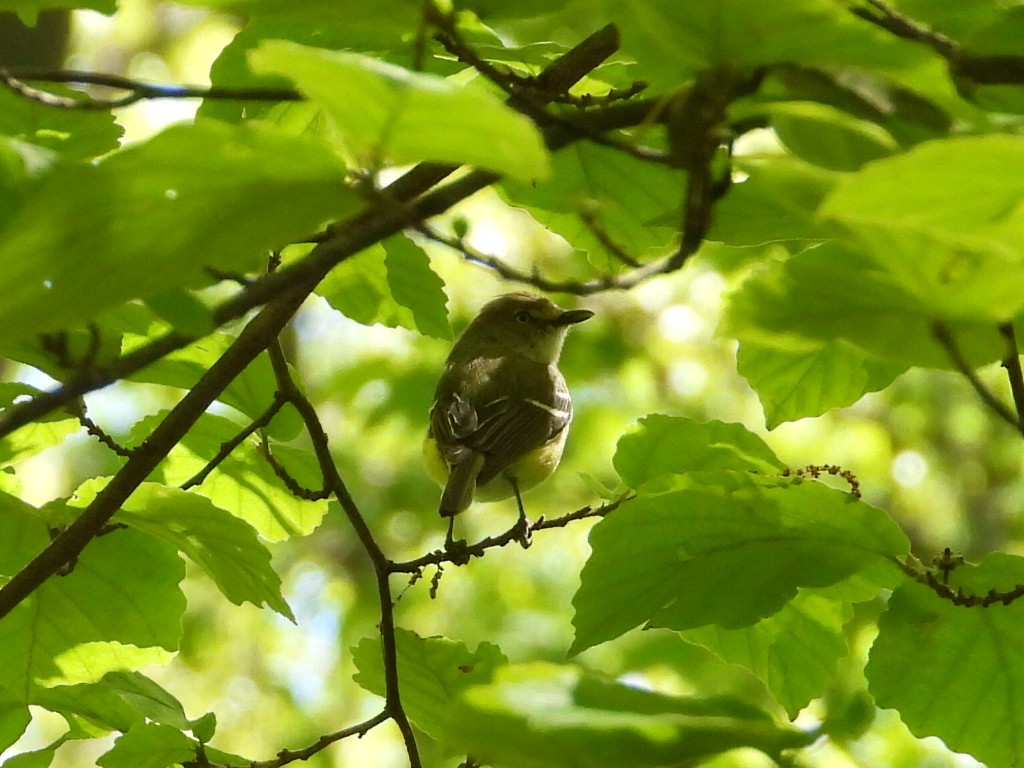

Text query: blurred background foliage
(2, 1), (1019, 766)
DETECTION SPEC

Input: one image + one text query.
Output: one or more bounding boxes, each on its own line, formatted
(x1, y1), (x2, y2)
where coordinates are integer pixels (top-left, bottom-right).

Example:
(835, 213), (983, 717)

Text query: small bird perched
(424, 292), (593, 548)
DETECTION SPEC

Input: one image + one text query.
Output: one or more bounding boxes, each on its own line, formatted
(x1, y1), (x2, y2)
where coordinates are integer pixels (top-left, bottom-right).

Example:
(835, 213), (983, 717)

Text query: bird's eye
(515, 311), (532, 324)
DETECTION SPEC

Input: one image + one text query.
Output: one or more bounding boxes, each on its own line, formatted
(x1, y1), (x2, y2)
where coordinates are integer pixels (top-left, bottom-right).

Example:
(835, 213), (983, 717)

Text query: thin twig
(0, 287), (313, 620)
(389, 494), (632, 574)
(417, 223), (681, 295)
(0, 27), (633, 442)
(849, 0), (958, 60)
(265, 341), (422, 768)
(180, 396), (288, 490)
(0, 68), (301, 109)
(241, 711), (389, 768)
(999, 321), (1024, 429)
(72, 400), (132, 457)
(932, 321), (1024, 436)
(849, 0), (1024, 85)
(429, 9), (668, 165)
(894, 553), (1024, 607)
(580, 208), (643, 268)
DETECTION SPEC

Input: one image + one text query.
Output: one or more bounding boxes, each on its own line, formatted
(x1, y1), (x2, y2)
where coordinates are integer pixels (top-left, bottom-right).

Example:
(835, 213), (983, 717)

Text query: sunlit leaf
(352, 629), (810, 765)
(737, 339), (905, 429)
(0, 489), (49, 577)
(249, 41), (549, 181)
(683, 567), (897, 716)
(613, 414), (783, 490)
(96, 722), (194, 768)
(0, 121), (353, 345)
(0, 530), (184, 697)
(600, 0), (919, 90)
(572, 479), (907, 653)
(125, 413), (328, 542)
(124, 334), (302, 442)
(723, 242), (1006, 368)
(318, 236), (451, 339)
(868, 553), (1024, 768)
(114, 483), (293, 620)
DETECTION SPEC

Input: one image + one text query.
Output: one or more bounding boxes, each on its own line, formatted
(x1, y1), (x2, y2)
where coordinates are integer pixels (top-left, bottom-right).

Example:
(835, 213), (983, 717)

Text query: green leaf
(0, 688), (29, 752)
(867, 553), (1024, 768)
(352, 630), (809, 765)
(46, 644), (172, 689)
(198, 7), (424, 123)
(572, 480), (908, 653)
(708, 156), (837, 246)
(318, 236), (451, 338)
(124, 413), (328, 542)
(0, 489), (50, 577)
(737, 339), (906, 429)
(124, 334), (301, 442)
(448, 663), (812, 767)
(762, 64), (952, 147)
(31, 677), (143, 735)
(0, 138), (57, 235)
(248, 41), (549, 181)
(96, 722), (194, 768)
(114, 483), (293, 620)
(601, 0), (918, 91)
(0, 529), (184, 696)
(142, 289), (216, 339)
(352, 628), (507, 740)
(723, 242), (1005, 368)
(612, 415), (784, 490)
(500, 141), (681, 261)
(820, 135), (1024, 320)
(0, 121), (354, 345)
(0, 384), (79, 466)
(0, 84), (122, 161)
(0, 303), (158, 384)
(189, 712), (217, 744)
(383, 236), (451, 340)
(96, 672), (190, 730)
(176, 0), (417, 22)
(770, 101), (898, 171)
(682, 567), (897, 716)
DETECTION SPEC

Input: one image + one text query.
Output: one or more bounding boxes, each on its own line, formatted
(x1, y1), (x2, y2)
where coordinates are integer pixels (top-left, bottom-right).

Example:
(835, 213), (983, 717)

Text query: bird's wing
(430, 358), (572, 484)
(471, 372), (572, 485)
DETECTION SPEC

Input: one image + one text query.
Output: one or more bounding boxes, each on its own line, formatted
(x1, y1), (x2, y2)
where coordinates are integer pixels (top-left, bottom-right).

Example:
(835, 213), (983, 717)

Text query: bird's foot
(444, 534), (471, 564)
(512, 515), (533, 549)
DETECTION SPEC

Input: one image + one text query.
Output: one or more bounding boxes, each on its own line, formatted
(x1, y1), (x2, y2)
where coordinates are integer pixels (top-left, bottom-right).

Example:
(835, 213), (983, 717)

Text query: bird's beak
(554, 308), (595, 326)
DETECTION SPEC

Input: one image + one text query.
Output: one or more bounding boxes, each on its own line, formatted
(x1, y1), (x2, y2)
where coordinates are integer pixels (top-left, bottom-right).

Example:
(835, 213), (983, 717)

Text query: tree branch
(224, 711), (388, 768)
(999, 321), (1024, 429)
(932, 321), (1024, 437)
(180, 396), (288, 490)
(0, 287), (312, 620)
(0, 27), (639, 441)
(850, 0), (1024, 86)
(0, 68), (301, 109)
(265, 340), (422, 768)
(389, 495), (632, 574)
(850, 0), (957, 60)
(895, 552), (1024, 607)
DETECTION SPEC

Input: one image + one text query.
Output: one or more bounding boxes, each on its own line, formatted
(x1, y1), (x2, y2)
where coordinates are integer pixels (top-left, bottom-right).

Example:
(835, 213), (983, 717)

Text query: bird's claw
(444, 535), (471, 564)
(513, 516), (533, 549)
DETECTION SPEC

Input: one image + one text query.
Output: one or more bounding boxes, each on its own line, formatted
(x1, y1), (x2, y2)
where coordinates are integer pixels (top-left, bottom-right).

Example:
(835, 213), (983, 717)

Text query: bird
(424, 292), (593, 548)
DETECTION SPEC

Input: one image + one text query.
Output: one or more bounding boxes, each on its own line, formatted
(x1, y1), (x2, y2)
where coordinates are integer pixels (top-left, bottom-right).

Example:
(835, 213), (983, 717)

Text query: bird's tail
(440, 452), (486, 517)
